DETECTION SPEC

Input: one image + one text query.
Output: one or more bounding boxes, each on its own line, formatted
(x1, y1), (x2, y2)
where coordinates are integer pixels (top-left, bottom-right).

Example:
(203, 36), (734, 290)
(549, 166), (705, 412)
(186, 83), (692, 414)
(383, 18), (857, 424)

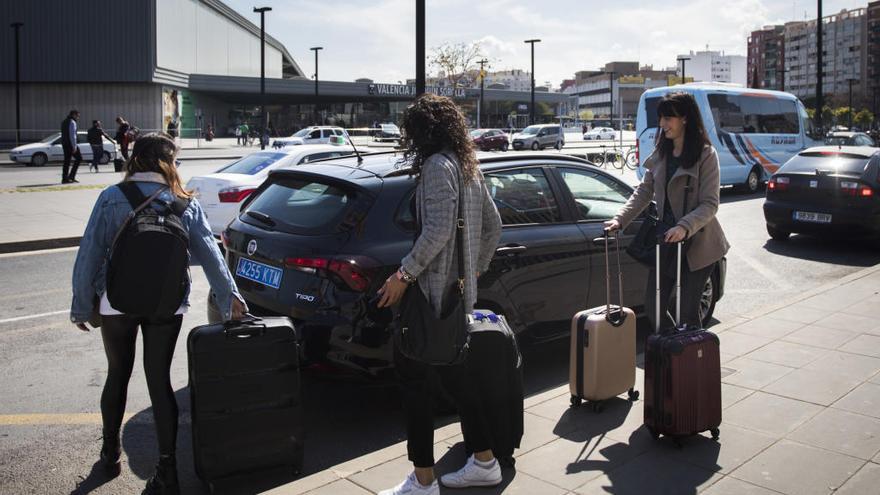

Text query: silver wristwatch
(398, 266), (416, 284)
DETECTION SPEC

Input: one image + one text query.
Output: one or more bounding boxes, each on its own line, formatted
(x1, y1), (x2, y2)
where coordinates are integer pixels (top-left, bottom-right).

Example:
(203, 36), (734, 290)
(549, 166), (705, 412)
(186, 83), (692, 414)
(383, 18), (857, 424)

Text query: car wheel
(741, 166), (762, 194)
(31, 153), (48, 167)
(100, 151), (111, 164)
(531, 141), (539, 151)
(767, 224), (790, 241)
(501, 142), (509, 152)
(699, 271), (719, 328)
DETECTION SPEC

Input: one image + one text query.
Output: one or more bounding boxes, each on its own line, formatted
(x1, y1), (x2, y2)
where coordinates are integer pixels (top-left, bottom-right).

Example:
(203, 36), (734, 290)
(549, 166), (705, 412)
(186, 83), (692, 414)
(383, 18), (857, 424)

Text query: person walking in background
(61, 109), (82, 184)
(376, 94), (503, 495)
(87, 120), (113, 173)
(70, 133), (247, 494)
(234, 124), (242, 145)
(239, 122), (250, 146)
(606, 91), (729, 328)
(166, 119), (178, 139)
(115, 117), (131, 160)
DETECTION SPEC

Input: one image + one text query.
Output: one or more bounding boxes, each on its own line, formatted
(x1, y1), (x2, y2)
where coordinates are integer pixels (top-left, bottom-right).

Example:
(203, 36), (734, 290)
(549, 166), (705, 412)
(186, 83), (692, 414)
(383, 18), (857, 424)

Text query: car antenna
(346, 133), (364, 166)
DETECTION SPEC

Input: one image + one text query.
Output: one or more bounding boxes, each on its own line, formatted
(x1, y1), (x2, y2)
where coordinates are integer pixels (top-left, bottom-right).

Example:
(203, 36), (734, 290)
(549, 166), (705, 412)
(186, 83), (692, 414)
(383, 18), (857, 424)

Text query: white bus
(636, 83), (823, 192)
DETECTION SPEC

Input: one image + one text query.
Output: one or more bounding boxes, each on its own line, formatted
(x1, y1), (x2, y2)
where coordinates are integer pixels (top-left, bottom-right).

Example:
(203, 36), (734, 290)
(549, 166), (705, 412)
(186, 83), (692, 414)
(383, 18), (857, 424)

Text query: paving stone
(261, 471), (341, 495)
(664, 423), (775, 475)
(304, 479), (372, 495)
(447, 412), (560, 458)
(700, 476), (781, 495)
(814, 312), (880, 335)
(717, 332), (774, 359)
(573, 450), (722, 495)
(721, 383), (755, 410)
(803, 350), (880, 381)
(744, 341), (830, 368)
(781, 324), (861, 350)
(523, 384), (570, 410)
(430, 471), (568, 495)
(724, 392), (822, 437)
(833, 382), (880, 419)
(765, 304), (832, 326)
(763, 368), (862, 406)
(727, 317), (804, 339)
(836, 462), (880, 494)
(730, 440), (865, 495)
(516, 436), (642, 490)
(788, 408), (880, 460)
(840, 334), (880, 358)
(721, 357), (794, 390)
(843, 296), (880, 319)
(348, 443), (450, 494)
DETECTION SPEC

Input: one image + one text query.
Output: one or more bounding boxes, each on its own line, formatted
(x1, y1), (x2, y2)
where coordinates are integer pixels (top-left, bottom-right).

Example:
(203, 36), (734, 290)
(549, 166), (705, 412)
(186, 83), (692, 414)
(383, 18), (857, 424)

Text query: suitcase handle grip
(223, 313), (266, 339)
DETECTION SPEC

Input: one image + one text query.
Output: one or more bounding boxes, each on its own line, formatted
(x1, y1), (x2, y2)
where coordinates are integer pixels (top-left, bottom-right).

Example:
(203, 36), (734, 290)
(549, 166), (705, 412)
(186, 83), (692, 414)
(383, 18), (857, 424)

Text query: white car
(272, 126), (350, 147)
(373, 123), (401, 142)
(187, 144), (356, 236)
(9, 132), (117, 167)
(583, 127), (617, 140)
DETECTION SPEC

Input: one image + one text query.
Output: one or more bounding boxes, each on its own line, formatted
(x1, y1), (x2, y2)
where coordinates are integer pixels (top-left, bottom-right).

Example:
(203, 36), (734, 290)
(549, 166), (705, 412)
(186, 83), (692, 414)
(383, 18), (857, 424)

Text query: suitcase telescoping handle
(594, 229), (625, 325)
(655, 241), (683, 334)
(223, 313), (267, 339)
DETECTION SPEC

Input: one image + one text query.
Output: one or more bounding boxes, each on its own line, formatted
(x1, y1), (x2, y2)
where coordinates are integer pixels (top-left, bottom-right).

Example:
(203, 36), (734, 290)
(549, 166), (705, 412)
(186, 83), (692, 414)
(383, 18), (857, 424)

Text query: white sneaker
(378, 472), (440, 495)
(440, 455), (503, 488)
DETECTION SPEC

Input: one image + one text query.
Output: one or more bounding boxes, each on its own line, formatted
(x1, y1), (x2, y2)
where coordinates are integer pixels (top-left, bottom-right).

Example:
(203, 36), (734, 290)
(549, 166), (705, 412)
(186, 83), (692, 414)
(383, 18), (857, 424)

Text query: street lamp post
(416, 0), (425, 96)
(10, 22), (23, 147)
(477, 58), (488, 129)
(848, 78), (857, 129)
(816, 0), (824, 131)
(607, 71), (615, 130)
(524, 39), (540, 126)
(253, 7), (271, 150)
(677, 56), (691, 82)
(310, 46), (323, 125)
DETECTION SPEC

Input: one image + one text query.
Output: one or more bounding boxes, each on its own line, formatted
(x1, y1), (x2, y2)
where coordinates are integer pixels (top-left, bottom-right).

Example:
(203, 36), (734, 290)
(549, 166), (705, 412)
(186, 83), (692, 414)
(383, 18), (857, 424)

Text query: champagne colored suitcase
(569, 232), (638, 412)
(643, 242), (722, 445)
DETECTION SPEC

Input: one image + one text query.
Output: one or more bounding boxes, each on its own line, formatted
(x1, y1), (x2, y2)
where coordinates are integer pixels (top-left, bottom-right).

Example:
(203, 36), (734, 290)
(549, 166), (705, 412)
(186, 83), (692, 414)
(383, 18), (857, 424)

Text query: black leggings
(646, 243), (714, 330)
(100, 314), (183, 456)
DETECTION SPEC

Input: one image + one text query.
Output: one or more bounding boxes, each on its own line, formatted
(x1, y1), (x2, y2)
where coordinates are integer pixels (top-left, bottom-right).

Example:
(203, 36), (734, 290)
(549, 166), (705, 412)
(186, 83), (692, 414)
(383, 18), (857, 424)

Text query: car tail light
(840, 181), (873, 197)
(218, 186), (256, 203)
(220, 230), (230, 249)
(284, 257), (371, 292)
(768, 176), (789, 192)
(635, 140), (639, 165)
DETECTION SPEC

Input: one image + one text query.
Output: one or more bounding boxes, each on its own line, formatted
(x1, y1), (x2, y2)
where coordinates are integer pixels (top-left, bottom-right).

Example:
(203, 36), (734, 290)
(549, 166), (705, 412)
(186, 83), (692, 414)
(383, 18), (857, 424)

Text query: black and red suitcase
(643, 242), (722, 444)
(187, 315), (304, 490)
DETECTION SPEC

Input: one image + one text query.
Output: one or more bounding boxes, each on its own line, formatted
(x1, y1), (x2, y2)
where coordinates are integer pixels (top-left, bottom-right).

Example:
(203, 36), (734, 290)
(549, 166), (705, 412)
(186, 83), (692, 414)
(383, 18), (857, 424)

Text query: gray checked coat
(401, 151), (502, 315)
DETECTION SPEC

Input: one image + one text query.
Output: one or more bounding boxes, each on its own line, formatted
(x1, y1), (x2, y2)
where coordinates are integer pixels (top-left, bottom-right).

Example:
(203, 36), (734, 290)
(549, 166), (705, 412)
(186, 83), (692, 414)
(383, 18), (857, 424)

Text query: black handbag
(395, 157), (469, 366)
(626, 176), (692, 266)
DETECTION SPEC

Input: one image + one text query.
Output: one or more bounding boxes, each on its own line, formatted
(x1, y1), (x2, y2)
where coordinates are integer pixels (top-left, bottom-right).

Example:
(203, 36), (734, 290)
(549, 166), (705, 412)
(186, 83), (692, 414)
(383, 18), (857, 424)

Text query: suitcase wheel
(590, 401), (604, 413)
(570, 395), (582, 408)
(710, 428), (720, 441)
(627, 388), (640, 401)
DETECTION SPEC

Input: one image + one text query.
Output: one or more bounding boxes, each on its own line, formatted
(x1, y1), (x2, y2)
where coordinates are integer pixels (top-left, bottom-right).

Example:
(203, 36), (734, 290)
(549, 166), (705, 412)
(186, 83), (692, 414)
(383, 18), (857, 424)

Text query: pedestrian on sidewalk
(114, 116), (131, 160)
(61, 109), (82, 183)
(87, 120), (113, 173)
(69, 133), (248, 495)
(375, 94), (502, 495)
(239, 122), (250, 146)
(605, 91), (729, 328)
(234, 124), (242, 145)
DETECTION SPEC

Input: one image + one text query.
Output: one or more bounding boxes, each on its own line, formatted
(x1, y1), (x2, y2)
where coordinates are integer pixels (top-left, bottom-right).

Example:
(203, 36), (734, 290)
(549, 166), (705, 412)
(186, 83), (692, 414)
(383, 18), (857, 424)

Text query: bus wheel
(741, 166), (762, 194)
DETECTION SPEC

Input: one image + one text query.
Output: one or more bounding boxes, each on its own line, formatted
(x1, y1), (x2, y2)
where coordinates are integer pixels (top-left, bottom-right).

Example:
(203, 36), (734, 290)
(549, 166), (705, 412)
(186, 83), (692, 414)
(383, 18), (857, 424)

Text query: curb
(0, 236), (82, 255)
(0, 155), (244, 167)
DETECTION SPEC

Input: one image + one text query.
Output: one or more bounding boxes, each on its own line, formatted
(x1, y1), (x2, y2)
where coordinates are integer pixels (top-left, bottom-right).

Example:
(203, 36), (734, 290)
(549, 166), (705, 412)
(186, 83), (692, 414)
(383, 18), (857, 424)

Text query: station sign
(368, 83), (466, 99)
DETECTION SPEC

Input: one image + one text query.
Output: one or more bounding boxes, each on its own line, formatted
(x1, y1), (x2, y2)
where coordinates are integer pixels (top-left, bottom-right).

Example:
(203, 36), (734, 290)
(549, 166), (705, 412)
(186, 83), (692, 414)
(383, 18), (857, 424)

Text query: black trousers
(646, 243), (714, 330)
(99, 314), (183, 456)
(62, 145), (81, 181)
(394, 348), (491, 468)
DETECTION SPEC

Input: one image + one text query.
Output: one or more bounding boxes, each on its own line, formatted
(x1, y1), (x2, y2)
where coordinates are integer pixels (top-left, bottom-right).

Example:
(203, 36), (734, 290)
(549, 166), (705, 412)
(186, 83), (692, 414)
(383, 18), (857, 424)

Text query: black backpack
(106, 182), (191, 317)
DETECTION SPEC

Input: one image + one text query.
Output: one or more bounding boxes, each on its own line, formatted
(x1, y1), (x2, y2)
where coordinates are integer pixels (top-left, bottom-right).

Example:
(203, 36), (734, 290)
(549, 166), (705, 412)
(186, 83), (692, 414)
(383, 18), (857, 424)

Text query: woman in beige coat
(606, 91), (729, 328)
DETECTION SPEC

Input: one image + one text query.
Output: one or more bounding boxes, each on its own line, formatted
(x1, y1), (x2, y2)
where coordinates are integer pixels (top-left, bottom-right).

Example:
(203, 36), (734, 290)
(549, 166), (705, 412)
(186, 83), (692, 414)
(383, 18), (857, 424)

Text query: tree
(805, 108), (815, 120)
(834, 106), (852, 127)
(821, 106), (834, 127)
(579, 109), (594, 121)
(854, 109), (874, 130)
(429, 42), (486, 90)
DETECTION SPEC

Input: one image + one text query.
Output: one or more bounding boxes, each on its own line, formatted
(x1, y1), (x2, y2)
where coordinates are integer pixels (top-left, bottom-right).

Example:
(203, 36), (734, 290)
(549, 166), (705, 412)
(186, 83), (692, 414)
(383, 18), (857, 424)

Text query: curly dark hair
(399, 93), (478, 182)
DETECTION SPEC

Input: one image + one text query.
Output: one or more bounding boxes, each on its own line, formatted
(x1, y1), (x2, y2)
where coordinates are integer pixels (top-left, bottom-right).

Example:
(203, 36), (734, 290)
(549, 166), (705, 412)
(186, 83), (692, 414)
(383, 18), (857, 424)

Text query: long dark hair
(399, 93), (478, 182)
(656, 92), (711, 169)
(125, 133), (192, 199)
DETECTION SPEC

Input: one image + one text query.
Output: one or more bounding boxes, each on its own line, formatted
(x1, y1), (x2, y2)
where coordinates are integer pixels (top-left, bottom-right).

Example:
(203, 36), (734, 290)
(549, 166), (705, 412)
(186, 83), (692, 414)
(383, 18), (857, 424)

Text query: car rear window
(242, 179), (353, 234)
(218, 152), (287, 175)
(784, 153), (872, 175)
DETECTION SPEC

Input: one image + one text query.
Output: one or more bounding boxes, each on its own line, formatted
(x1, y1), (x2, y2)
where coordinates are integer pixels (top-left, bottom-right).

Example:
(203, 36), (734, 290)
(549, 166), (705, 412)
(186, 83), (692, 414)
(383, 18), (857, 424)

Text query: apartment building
(747, 26), (785, 89)
(563, 62), (676, 120)
(676, 50), (747, 86)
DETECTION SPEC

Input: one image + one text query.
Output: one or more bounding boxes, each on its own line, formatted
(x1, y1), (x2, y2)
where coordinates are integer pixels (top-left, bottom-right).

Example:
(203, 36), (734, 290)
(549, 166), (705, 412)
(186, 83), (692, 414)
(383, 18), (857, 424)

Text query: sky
(224, 0), (864, 88)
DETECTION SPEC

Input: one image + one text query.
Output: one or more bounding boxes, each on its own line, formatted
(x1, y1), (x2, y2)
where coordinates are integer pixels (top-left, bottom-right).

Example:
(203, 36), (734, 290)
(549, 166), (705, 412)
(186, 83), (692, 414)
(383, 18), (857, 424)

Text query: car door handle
(495, 245), (527, 256)
(592, 234), (635, 246)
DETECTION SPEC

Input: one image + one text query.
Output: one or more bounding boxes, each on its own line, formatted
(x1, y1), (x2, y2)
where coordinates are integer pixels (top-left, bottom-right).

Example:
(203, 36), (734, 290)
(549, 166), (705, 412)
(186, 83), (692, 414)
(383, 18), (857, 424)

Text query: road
(1, 170), (878, 494)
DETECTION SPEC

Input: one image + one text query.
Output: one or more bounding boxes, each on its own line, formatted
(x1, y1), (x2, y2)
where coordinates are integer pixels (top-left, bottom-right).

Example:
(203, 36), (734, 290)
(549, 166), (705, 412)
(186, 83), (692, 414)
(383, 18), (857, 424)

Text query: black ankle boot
(99, 431), (121, 477)
(145, 455), (179, 495)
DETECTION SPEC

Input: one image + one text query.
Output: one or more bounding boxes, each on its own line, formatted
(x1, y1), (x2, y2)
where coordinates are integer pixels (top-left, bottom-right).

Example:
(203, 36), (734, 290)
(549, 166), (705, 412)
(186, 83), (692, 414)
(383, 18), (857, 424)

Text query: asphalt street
(1, 164), (879, 494)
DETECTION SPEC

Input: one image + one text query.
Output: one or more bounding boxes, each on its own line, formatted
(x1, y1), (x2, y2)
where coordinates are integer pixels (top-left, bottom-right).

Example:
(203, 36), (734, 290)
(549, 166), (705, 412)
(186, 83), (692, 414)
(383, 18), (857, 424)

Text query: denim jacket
(70, 174), (244, 323)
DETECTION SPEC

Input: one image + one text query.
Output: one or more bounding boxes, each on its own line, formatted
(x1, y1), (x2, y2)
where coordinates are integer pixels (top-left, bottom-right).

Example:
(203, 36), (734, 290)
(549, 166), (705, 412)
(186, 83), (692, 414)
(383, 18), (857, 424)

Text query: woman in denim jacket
(70, 133), (246, 495)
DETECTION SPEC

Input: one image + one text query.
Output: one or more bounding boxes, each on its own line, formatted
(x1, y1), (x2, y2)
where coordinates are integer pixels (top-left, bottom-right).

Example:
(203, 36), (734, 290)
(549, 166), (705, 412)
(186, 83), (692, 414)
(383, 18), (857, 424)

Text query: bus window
(644, 97), (660, 129)
(708, 94), (799, 134)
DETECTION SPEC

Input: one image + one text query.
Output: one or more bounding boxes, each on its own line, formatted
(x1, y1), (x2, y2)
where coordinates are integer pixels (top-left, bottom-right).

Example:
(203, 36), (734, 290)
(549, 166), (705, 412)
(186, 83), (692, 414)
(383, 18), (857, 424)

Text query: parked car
(273, 126), (350, 147)
(213, 151), (726, 374)
(764, 146), (880, 242)
(824, 131), (877, 147)
(511, 124), (564, 151)
(583, 127), (616, 140)
(470, 128), (510, 151)
(373, 123), (401, 142)
(9, 132), (117, 167)
(186, 144), (356, 237)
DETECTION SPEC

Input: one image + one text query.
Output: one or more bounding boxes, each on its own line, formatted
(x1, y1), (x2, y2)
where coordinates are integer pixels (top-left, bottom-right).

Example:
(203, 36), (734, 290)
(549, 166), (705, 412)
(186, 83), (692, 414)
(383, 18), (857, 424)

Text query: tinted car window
(308, 130), (321, 139)
(558, 168), (629, 221)
(708, 94), (799, 134)
(218, 152), (287, 175)
(76, 134), (88, 144)
(243, 179), (351, 234)
(485, 168), (562, 225)
(644, 97), (661, 129)
(297, 151), (353, 164)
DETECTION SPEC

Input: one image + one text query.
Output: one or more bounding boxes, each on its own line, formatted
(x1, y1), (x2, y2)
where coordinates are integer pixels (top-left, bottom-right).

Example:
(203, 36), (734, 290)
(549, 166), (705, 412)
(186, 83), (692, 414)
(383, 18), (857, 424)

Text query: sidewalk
(264, 265), (880, 495)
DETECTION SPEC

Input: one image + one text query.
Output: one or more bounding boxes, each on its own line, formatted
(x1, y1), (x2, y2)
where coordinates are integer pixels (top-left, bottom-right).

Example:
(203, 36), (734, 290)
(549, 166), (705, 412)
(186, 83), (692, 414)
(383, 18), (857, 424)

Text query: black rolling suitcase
(113, 158), (124, 172)
(187, 315), (304, 490)
(463, 311), (524, 466)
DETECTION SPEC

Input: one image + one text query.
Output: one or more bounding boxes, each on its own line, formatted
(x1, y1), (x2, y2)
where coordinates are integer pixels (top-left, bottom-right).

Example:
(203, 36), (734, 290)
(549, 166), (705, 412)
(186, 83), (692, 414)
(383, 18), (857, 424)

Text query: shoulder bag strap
(440, 152), (466, 296)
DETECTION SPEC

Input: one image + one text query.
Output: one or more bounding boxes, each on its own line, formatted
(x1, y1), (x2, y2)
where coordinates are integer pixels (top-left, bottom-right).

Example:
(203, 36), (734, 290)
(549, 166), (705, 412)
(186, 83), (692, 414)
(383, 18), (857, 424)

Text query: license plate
(236, 257), (283, 289)
(794, 211), (832, 224)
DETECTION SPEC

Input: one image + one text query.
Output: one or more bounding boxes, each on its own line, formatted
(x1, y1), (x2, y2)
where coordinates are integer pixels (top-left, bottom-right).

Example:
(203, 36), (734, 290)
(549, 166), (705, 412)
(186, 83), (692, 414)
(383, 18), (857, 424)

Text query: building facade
(677, 50), (747, 86)
(747, 26), (785, 90)
(868, 1), (880, 122)
(563, 62), (677, 124)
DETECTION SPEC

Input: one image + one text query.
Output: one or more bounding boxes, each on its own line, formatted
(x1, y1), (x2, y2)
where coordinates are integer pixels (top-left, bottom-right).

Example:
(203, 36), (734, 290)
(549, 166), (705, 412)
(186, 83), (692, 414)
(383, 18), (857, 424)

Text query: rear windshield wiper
(246, 210), (276, 226)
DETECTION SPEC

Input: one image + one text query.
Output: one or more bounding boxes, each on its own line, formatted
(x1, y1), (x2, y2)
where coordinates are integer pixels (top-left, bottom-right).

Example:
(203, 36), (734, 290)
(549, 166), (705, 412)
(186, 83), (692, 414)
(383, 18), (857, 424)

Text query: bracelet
(397, 267), (416, 284)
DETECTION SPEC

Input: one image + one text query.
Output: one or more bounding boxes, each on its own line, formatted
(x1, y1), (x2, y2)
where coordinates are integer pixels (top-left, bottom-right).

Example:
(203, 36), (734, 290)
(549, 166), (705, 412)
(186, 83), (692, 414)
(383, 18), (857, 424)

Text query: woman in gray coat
(377, 94), (502, 495)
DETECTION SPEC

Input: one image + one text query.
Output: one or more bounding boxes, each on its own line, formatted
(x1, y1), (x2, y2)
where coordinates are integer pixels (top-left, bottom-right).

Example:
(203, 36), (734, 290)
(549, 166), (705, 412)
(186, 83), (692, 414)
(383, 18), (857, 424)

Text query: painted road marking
(0, 413), (191, 425)
(0, 310), (68, 325)
(0, 246), (78, 258)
